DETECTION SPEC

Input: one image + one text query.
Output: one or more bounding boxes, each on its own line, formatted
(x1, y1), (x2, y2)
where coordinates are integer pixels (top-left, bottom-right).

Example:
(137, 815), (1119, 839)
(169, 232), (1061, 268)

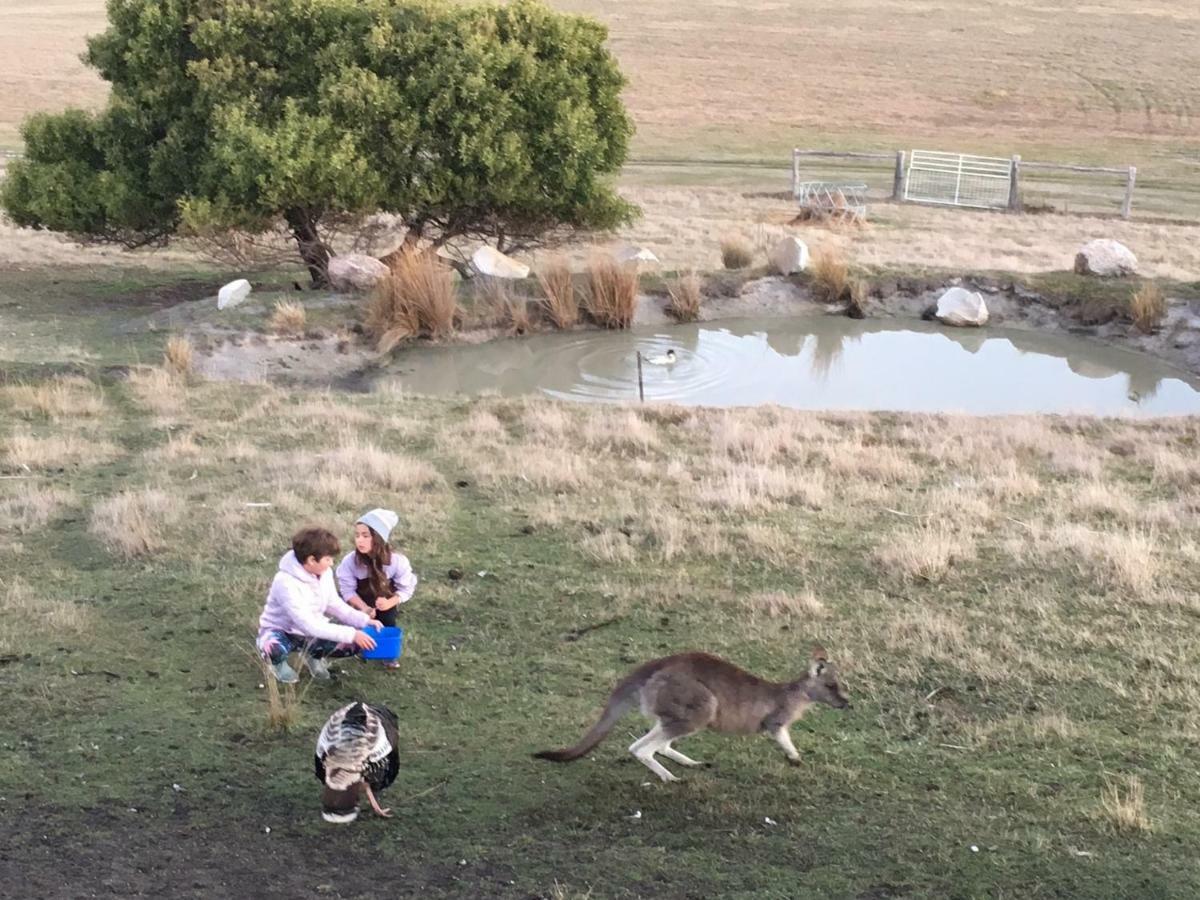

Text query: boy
(257, 526), (381, 683)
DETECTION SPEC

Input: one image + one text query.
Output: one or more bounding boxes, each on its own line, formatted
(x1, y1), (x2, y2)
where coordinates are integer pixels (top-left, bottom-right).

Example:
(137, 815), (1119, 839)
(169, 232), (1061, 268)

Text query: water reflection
(381, 317), (1200, 416)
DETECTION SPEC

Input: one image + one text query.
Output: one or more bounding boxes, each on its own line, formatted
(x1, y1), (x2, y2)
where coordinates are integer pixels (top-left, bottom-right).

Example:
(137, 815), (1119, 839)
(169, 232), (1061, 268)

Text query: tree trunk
(284, 208), (332, 287)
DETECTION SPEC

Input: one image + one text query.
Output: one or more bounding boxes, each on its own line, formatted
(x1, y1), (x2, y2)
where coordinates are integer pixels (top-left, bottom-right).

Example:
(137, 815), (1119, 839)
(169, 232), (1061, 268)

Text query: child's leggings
(257, 630), (356, 665)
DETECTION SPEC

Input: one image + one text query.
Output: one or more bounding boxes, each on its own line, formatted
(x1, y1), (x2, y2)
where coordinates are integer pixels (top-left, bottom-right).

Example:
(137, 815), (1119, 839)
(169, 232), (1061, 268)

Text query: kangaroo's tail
(533, 677), (642, 763)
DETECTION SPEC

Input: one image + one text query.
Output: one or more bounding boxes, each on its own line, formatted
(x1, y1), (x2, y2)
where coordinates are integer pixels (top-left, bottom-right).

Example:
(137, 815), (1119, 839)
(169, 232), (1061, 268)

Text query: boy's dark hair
(293, 527), (340, 564)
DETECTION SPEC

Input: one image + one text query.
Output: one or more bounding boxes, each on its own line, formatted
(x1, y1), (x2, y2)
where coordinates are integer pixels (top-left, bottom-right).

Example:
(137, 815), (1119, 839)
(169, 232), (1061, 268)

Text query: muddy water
(381, 318), (1200, 416)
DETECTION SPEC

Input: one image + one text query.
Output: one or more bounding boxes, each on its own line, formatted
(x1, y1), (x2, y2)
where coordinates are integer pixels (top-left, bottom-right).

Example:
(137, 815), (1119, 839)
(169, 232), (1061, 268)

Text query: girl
(335, 508), (417, 668)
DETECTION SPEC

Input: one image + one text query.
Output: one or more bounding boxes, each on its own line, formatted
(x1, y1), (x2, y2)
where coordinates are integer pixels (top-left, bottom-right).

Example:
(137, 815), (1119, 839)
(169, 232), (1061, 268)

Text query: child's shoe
(270, 659), (299, 684)
(382, 660), (401, 670)
(305, 656), (332, 681)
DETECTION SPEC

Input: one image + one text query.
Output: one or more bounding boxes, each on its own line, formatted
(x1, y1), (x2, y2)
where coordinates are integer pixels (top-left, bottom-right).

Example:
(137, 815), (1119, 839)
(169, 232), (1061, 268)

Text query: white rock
(471, 246), (530, 279)
(935, 287), (989, 327)
(769, 237), (810, 275)
(615, 245), (659, 266)
(327, 254), (389, 292)
(1074, 239), (1138, 277)
(217, 279), (252, 310)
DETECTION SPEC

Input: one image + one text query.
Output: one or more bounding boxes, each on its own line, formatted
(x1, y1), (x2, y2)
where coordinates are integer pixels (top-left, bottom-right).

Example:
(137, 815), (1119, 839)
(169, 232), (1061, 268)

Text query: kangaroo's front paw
(786, 756), (803, 767)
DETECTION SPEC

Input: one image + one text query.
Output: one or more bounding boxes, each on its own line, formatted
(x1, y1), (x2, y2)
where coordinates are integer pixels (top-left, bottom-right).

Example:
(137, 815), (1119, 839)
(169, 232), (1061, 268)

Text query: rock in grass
(217, 279), (252, 310)
(471, 246), (530, 279)
(769, 236), (810, 275)
(1074, 239), (1138, 277)
(328, 254), (389, 292)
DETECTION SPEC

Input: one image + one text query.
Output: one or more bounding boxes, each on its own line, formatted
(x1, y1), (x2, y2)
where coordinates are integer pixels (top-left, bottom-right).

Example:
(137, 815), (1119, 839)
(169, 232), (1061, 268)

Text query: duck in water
(645, 349), (677, 366)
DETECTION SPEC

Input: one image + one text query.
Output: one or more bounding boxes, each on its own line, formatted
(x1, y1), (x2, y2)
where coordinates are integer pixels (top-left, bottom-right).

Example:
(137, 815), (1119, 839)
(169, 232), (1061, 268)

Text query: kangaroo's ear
(811, 644), (828, 662)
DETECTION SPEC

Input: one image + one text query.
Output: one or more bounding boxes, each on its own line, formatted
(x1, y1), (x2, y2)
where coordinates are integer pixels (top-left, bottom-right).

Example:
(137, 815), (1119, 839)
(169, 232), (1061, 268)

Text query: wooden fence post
(892, 150), (906, 201)
(1121, 166), (1137, 219)
(1007, 154), (1022, 212)
(791, 148), (800, 198)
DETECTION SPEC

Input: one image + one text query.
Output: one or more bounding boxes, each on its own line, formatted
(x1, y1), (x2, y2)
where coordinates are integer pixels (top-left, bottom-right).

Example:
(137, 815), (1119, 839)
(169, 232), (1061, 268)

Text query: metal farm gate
(904, 150), (1014, 210)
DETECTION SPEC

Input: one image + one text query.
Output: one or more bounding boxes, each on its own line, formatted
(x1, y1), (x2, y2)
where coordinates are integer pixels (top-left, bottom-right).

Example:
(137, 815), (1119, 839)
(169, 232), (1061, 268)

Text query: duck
(645, 349), (677, 366)
(314, 701), (399, 823)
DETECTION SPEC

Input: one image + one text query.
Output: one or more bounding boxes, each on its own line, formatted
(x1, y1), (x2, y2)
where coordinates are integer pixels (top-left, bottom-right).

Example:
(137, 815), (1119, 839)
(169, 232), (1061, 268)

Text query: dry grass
(0, 482), (77, 533)
(666, 271), (703, 322)
(261, 658), (305, 732)
(127, 366), (186, 417)
(809, 247), (851, 304)
(874, 523), (966, 583)
(163, 335), (194, 375)
(89, 488), (181, 559)
(2, 375), (106, 421)
(0, 576), (89, 654)
(583, 255), (638, 329)
(537, 256), (579, 329)
(1099, 775), (1152, 833)
(745, 590), (826, 620)
(719, 234), (754, 270)
(269, 300), (307, 336)
(3, 430), (120, 471)
(1050, 525), (1158, 597)
(367, 253), (458, 349)
(1129, 283), (1166, 333)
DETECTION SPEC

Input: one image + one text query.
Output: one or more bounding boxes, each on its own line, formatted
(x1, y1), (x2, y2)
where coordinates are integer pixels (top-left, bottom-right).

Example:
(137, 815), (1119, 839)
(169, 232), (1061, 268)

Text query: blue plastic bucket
(360, 626), (403, 660)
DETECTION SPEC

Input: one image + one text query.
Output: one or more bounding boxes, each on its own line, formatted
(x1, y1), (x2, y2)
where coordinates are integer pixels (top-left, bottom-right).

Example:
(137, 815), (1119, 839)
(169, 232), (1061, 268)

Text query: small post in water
(636, 351), (645, 403)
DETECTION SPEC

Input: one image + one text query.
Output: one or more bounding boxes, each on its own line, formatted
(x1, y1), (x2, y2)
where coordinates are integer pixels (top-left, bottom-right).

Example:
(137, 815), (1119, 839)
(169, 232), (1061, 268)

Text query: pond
(382, 317), (1200, 416)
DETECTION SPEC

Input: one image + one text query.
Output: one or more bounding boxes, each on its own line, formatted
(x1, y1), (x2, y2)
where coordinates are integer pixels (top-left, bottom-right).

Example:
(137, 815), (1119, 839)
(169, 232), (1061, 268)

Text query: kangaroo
(534, 646), (850, 782)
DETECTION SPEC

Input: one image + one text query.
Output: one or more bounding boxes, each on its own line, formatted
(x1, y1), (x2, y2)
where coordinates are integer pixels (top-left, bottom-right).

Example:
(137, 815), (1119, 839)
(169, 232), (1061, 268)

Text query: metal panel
(905, 150), (1012, 210)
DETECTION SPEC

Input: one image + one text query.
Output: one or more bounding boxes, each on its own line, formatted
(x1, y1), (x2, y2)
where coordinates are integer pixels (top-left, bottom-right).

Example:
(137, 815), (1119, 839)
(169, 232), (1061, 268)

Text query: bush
(666, 272), (703, 322)
(367, 252), (458, 350)
(269, 301), (307, 335)
(537, 256), (579, 329)
(583, 255), (638, 329)
(720, 234), (754, 269)
(810, 247), (851, 303)
(1129, 283), (1165, 333)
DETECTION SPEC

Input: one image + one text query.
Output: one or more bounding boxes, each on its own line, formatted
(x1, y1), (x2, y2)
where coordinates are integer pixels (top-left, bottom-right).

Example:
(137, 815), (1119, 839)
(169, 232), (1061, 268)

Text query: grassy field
(5, 0), (1199, 163)
(3, 268), (1200, 897)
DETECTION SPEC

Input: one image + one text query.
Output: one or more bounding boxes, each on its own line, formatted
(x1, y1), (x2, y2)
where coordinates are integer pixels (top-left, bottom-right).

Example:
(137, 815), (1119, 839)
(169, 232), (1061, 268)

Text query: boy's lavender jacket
(258, 551), (371, 644)
(335, 551), (418, 603)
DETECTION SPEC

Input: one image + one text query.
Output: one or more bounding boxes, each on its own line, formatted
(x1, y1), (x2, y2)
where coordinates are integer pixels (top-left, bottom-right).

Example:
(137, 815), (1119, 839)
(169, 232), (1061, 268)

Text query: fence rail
(791, 147), (1140, 219)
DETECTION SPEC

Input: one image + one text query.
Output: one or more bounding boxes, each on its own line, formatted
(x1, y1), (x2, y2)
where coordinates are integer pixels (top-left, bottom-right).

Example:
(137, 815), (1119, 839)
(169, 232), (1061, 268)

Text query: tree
(1, 0), (636, 285)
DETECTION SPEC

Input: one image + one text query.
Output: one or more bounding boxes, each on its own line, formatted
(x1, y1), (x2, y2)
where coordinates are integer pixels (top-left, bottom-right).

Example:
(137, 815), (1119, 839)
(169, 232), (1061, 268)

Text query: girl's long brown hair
(356, 527), (393, 600)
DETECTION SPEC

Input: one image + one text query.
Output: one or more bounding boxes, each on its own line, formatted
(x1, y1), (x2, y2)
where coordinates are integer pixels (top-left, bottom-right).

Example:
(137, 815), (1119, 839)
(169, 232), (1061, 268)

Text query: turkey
(314, 701), (399, 823)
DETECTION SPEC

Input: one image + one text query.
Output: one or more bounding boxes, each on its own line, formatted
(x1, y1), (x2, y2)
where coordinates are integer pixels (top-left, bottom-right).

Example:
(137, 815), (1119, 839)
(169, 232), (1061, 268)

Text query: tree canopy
(1, 0), (636, 283)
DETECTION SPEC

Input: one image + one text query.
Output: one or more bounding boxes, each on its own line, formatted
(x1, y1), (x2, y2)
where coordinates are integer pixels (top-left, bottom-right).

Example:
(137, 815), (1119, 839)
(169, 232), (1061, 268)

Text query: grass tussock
(3, 430), (120, 471)
(1, 576), (89, 654)
(163, 335), (194, 375)
(261, 659), (304, 733)
(809, 246), (851, 303)
(89, 488), (180, 559)
(1099, 775), (1152, 832)
(127, 366), (186, 417)
(3, 375), (106, 421)
(537, 256), (579, 329)
(367, 253), (458, 349)
(666, 271), (703, 322)
(874, 523), (966, 583)
(0, 482), (77, 533)
(269, 300), (307, 335)
(720, 234), (755, 269)
(583, 255), (638, 329)
(1129, 283), (1166, 333)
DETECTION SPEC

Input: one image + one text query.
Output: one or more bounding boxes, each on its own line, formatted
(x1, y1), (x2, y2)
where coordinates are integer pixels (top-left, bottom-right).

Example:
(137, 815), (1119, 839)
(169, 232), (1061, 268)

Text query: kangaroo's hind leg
(630, 674), (717, 781)
(659, 743), (702, 767)
(629, 722), (680, 782)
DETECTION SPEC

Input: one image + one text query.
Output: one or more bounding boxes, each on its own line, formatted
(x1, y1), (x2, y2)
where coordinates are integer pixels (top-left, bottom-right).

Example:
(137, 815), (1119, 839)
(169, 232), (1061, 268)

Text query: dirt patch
(0, 805), (481, 900)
